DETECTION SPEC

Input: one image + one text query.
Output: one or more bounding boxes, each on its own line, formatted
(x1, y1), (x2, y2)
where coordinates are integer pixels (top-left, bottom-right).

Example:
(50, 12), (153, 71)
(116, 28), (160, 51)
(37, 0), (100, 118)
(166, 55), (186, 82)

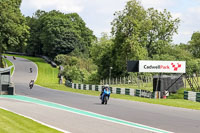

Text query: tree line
(1, 0), (200, 84)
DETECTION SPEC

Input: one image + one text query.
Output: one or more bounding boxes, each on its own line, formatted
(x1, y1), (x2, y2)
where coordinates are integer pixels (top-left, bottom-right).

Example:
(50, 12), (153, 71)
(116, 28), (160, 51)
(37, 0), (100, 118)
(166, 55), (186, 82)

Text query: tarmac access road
(1, 55), (200, 133)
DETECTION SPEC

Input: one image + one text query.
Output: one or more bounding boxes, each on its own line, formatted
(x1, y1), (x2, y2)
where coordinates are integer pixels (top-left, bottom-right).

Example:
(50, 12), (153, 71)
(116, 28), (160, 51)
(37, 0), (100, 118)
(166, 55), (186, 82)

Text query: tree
(66, 13), (96, 57)
(111, 0), (149, 76)
(26, 10), (46, 55)
(153, 44), (199, 75)
(90, 33), (113, 64)
(189, 32), (200, 58)
(0, 0), (29, 67)
(146, 8), (180, 57)
(109, 0), (180, 76)
(90, 33), (114, 78)
(26, 10), (95, 58)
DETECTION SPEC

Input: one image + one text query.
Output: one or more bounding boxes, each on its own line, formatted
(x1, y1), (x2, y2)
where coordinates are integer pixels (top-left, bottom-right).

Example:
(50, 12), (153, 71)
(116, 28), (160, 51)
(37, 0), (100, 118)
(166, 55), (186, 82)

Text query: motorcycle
(29, 80), (34, 89)
(30, 68), (33, 73)
(29, 83), (33, 89)
(101, 87), (111, 104)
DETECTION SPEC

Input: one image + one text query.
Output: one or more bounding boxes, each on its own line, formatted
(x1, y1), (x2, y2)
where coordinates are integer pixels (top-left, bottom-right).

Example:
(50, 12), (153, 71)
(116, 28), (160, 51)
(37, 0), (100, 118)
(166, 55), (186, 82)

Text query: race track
(1, 56), (200, 133)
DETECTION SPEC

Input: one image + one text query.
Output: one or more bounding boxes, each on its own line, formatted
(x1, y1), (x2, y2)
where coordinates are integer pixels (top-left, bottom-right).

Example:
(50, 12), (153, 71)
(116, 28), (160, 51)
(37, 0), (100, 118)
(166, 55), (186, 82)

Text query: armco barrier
(65, 81), (158, 99)
(184, 91), (188, 100)
(184, 91), (200, 102)
(196, 92), (200, 102)
(116, 88), (121, 94)
(125, 88), (130, 95)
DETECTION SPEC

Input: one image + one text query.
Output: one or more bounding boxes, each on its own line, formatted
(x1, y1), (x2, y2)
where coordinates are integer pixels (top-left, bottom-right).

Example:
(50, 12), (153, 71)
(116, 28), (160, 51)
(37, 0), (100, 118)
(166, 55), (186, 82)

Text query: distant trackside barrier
(65, 81), (162, 99)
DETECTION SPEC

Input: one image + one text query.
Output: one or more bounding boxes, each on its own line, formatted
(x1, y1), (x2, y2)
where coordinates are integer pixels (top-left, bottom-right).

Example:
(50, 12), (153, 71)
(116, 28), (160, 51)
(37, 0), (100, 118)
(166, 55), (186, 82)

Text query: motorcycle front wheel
(104, 96), (108, 104)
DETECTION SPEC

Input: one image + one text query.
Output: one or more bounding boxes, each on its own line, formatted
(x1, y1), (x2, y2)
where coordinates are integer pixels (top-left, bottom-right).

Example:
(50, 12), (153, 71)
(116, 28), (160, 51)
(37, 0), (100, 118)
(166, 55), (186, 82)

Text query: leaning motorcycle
(29, 82), (33, 89)
(101, 88), (111, 104)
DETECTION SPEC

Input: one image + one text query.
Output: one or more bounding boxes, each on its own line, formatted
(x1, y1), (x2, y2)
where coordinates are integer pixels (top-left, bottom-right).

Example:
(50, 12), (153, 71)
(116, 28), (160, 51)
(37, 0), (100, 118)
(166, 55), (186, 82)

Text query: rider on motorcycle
(29, 80), (34, 89)
(100, 84), (109, 99)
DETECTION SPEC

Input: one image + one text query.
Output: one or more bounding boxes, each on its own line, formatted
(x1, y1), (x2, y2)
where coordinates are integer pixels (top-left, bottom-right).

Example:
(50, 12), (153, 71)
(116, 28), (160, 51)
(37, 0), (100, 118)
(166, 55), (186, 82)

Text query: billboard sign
(139, 60), (186, 73)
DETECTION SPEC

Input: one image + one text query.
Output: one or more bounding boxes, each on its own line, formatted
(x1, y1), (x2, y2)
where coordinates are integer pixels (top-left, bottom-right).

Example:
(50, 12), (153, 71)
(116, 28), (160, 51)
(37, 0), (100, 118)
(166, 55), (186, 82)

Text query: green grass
(4, 58), (14, 75)
(5, 54), (200, 110)
(167, 88), (192, 99)
(0, 108), (62, 133)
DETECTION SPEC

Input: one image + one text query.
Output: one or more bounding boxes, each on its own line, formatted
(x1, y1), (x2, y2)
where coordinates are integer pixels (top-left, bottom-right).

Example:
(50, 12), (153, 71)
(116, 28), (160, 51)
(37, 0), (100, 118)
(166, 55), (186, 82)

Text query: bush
(54, 54), (67, 65)
(54, 54), (78, 66)
(87, 71), (100, 84)
(56, 54), (99, 84)
(62, 65), (83, 83)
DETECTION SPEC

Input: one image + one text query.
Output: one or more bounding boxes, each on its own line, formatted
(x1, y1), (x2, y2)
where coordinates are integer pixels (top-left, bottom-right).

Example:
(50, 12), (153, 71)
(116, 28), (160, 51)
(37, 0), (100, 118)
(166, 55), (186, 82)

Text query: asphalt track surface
(2, 56), (200, 133)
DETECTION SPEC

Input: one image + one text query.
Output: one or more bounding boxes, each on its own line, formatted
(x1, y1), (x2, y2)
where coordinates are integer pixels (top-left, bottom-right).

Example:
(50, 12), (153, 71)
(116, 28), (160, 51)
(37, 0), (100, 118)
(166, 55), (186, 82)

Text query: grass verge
(0, 108), (62, 133)
(4, 58), (14, 75)
(6, 54), (200, 110)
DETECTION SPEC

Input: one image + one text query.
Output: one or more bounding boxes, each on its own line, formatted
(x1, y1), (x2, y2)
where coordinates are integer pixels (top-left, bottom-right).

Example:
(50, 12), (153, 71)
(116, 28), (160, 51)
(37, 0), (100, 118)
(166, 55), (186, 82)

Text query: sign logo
(171, 63), (181, 71)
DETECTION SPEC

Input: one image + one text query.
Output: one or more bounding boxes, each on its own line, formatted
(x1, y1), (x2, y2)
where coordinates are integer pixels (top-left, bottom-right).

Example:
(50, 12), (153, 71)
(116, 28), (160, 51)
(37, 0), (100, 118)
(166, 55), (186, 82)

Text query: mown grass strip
(0, 108), (62, 133)
(4, 58), (14, 75)
(6, 54), (200, 110)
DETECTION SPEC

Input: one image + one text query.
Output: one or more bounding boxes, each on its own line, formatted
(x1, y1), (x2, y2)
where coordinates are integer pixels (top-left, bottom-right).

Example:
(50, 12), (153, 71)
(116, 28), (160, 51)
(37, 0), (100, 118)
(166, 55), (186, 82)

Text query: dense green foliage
(90, 33), (114, 79)
(26, 10), (95, 58)
(54, 54), (98, 84)
(0, 0), (29, 67)
(189, 32), (200, 58)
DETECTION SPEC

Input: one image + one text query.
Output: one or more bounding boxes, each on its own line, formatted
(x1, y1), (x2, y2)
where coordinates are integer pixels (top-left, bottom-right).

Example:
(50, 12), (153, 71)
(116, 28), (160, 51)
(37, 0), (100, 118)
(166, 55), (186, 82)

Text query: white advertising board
(139, 60), (186, 73)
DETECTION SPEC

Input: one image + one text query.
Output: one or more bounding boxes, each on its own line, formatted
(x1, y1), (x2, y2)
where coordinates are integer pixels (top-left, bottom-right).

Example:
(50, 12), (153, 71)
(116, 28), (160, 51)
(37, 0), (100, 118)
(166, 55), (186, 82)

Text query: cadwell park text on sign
(139, 60), (186, 73)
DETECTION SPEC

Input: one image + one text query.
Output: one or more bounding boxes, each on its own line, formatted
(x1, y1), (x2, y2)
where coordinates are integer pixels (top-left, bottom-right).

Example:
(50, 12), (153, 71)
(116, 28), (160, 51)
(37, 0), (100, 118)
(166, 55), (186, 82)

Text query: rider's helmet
(104, 84), (109, 87)
(104, 84), (109, 90)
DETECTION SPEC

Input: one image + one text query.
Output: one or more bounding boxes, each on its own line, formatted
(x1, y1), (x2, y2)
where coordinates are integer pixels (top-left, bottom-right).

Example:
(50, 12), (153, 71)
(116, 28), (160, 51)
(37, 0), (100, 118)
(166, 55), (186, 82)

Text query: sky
(20, 0), (200, 44)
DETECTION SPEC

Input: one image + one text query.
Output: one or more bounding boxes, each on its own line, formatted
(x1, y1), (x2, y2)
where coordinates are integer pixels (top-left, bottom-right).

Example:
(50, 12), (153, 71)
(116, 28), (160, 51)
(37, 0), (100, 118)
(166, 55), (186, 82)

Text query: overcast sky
(20, 0), (200, 44)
